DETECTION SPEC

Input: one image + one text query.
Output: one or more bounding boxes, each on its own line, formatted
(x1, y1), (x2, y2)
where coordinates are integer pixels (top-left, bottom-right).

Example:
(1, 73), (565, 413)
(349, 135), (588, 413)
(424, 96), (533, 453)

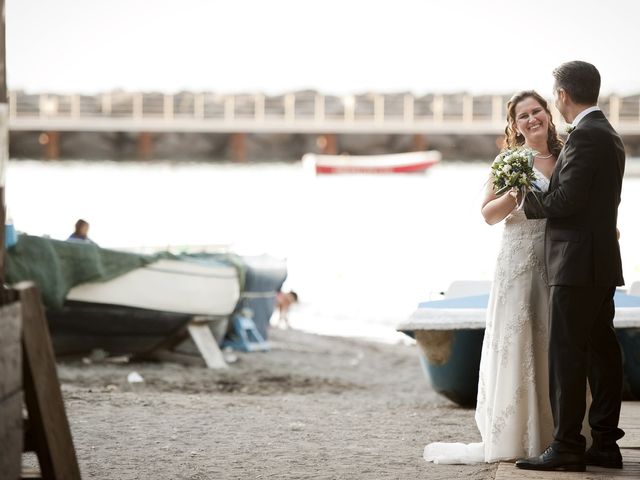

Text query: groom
(516, 61), (626, 472)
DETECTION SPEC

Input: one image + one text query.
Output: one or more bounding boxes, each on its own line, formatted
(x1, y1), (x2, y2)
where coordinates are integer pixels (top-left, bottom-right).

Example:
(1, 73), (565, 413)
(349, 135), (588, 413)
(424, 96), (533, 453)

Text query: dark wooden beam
(19, 283), (81, 479)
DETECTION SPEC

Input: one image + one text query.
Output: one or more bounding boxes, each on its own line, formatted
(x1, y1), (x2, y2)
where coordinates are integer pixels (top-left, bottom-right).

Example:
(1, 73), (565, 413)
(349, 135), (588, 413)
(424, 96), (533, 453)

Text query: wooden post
(254, 93), (265, 122)
(194, 93), (205, 120)
(1, 8), (81, 479)
(0, 302), (22, 480)
(70, 94), (80, 119)
(230, 133), (246, 162)
(609, 95), (620, 126)
(403, 94), (414, 123)
(101, 92), (111, 116)
(0, 5), (22, 478)
(491, 95), (503, 124)
(284, 94), (295, 122)
(462, 94), (473, 123)
(19, 282), (81, 480)
(0, 0), (7, 279)
(344, 96), (355, 123)
(186, 318), (228, 369)
(132, 92), (143, 119)
(8, 89), (15, 118)
(137, 132), (153, 160)
(433, 95), (444, 123)
(373, 94), (384, 124)
(314, 94), (325, 123)
(317, 134), (337, 154)
(163, 94), (173, 121)
(41, 131), (60, 160)
(412, 134), (427, 152)
(39, 94), (57, 118)
(224, 96), (235, 122)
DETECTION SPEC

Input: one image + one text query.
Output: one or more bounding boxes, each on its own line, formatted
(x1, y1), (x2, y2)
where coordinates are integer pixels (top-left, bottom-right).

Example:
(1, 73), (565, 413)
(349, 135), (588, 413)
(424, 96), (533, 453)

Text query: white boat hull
(67, 259), (240, 317)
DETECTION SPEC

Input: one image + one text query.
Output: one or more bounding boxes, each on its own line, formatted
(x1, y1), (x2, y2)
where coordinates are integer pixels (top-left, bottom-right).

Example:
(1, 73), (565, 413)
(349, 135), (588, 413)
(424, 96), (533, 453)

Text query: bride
(424, 90), (563, 464)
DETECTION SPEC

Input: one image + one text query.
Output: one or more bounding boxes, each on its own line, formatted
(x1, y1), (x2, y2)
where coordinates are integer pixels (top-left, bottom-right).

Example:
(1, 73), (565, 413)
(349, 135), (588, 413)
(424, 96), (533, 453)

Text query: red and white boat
(303, 150), (441, 174)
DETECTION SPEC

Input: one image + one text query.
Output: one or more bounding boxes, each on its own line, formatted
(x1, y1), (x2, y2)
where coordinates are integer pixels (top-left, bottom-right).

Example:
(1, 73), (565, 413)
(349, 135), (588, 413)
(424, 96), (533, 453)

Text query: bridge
(7, 91), (640, 160)
(8, 91), (640, 135)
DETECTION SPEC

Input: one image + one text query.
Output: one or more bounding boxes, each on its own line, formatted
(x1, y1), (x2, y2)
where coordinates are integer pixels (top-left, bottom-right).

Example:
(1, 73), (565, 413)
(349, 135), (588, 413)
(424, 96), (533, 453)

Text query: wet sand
(53, 328), (497, 479)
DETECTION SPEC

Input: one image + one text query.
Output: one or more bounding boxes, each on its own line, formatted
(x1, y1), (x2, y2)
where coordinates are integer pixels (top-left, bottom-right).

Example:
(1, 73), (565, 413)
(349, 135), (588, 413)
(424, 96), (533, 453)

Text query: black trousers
(549, 285), (625, 453)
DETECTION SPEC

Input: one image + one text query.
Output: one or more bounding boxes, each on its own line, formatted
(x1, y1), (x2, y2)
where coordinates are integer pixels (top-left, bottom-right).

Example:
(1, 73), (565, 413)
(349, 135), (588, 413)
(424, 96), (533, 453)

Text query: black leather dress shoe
(515, 446), (586, 472)
(585, 445), (623, 469)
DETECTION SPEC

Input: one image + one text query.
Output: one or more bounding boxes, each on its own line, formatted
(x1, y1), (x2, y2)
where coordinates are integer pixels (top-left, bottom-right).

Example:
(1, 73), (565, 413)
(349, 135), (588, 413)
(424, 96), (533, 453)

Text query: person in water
(275, 290), (298, 328)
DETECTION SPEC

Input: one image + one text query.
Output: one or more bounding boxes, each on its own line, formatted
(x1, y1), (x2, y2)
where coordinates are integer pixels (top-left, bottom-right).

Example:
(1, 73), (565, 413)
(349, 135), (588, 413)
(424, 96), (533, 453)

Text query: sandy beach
(47, 328), (497, 479)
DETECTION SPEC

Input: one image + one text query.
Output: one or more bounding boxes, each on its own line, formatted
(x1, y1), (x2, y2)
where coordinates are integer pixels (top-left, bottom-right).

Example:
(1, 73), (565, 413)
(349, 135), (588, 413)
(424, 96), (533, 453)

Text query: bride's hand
(616, 227), (621, 240)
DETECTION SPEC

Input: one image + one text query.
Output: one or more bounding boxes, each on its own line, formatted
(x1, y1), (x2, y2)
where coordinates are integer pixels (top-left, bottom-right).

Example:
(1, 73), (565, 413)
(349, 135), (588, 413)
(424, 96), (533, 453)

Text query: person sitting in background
(275, 290), (298, 329)
(67, 219), (97, 245)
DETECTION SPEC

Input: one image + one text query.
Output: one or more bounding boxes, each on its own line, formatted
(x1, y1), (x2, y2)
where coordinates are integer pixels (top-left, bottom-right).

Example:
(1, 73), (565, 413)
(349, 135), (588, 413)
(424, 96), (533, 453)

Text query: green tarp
(5, 235), (247, 311)
(6, 235), (154, 310)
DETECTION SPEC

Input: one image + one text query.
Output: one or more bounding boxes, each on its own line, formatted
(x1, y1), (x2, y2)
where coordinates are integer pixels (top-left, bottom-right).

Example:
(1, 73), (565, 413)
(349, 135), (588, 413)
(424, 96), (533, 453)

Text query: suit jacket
(524, 110), (625, 287)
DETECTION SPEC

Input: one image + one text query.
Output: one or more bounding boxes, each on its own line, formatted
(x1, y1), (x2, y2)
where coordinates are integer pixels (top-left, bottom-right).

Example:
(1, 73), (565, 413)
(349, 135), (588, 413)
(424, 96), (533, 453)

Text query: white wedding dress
(424, 169), (555, 464)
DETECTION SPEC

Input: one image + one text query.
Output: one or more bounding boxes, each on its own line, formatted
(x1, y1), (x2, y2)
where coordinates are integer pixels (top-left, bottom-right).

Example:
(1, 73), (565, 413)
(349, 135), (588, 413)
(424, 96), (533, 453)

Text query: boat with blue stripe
(398, 281), (640, 407)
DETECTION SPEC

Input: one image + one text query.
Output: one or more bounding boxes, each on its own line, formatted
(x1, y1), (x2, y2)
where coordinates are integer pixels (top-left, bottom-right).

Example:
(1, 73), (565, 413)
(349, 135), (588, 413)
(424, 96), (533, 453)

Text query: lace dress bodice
(495, 168), (550, 304)
(504, 168), (550, 229)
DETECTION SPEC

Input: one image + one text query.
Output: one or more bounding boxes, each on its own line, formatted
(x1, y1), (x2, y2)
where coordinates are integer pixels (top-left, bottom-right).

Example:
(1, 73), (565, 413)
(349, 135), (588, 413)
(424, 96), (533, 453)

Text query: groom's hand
(523, 190), (546, 219)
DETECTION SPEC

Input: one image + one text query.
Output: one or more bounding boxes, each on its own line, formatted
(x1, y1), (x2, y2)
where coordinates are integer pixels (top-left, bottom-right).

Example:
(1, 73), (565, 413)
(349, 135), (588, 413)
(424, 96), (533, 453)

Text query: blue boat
(236, 255), (288, 339)
(398, 284), (640, 408)
(178, 253), (288, 340)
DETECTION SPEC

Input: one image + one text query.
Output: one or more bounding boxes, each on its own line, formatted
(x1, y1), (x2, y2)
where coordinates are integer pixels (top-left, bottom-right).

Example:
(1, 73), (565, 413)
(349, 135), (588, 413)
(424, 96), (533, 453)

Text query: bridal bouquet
(491, 147), (537, 197)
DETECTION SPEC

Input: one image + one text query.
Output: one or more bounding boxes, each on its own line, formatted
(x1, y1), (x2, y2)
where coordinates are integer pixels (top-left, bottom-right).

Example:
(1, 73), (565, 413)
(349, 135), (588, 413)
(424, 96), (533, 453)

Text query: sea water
(7, 159), (640, 342)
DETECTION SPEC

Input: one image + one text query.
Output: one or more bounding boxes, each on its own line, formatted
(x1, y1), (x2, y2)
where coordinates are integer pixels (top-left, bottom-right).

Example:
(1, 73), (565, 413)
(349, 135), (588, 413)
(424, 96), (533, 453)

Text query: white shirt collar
(572, 106), (600, 127)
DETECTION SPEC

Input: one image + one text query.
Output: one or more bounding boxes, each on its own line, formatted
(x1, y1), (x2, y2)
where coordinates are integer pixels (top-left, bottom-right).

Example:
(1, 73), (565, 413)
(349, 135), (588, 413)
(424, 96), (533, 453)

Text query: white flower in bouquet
(490, 147), (537, 197)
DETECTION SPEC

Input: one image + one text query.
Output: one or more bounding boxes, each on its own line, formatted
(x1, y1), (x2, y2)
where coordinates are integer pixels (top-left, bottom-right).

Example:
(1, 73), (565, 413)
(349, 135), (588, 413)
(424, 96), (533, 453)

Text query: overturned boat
(6, 235), (241, 357)
(56, 258), (241, 356)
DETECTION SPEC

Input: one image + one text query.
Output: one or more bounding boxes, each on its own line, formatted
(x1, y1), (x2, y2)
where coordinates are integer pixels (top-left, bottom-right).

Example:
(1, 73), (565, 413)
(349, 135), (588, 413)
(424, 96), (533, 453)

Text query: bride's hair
(503, 90), (563, 157)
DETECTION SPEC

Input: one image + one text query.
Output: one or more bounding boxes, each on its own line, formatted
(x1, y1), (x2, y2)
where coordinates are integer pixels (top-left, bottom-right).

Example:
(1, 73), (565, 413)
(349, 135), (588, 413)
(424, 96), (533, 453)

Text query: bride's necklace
(525, 144), (554, 159)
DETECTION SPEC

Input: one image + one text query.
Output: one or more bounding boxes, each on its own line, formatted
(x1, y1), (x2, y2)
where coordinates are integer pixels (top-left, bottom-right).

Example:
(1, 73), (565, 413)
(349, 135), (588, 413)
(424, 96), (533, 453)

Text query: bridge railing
(7, 91), (640, 133)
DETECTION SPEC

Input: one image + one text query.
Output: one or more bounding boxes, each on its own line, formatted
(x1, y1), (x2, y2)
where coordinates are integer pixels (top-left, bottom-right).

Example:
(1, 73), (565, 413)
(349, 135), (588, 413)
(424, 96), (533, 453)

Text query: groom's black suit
(524, 109), (625, 454)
